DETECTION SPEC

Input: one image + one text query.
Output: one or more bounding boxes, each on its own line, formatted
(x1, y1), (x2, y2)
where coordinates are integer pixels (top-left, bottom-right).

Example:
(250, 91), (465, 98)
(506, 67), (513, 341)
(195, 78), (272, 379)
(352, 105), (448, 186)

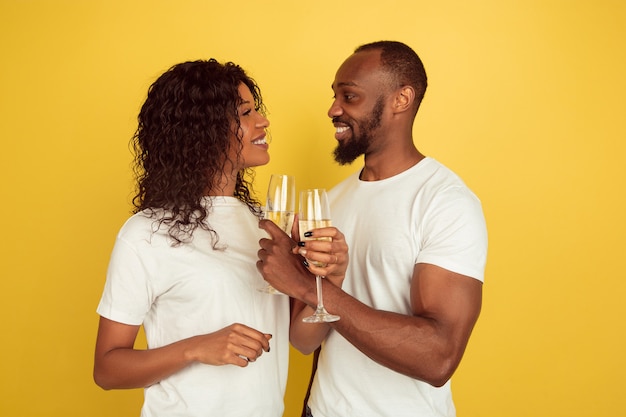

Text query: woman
(94, 59), (289, 417)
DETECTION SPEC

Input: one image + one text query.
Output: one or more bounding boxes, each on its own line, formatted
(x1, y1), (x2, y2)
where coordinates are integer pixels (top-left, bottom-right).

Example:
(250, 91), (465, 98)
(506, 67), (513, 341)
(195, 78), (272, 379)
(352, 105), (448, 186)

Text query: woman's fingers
(197, 324), (272, 368)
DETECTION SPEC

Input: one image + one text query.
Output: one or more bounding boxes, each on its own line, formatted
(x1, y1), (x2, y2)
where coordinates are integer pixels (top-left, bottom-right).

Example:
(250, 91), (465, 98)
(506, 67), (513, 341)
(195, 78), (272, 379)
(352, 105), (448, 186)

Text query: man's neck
(360, 146), (425, 181)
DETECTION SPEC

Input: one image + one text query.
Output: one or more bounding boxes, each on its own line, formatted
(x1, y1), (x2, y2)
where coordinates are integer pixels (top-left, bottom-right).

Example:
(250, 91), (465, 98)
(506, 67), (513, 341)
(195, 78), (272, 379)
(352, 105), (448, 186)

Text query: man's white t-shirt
(309, 158), (488, 417)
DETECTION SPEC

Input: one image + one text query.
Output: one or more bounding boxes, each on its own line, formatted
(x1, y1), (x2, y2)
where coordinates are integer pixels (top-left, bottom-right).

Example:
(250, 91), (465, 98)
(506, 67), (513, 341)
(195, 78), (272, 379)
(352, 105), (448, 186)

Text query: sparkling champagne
(265, 211), (295, 232)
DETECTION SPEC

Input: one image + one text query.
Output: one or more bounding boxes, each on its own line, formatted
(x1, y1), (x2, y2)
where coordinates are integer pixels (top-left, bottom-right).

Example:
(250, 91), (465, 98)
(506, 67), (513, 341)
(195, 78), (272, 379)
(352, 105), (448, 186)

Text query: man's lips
(334, 124), (351, 140)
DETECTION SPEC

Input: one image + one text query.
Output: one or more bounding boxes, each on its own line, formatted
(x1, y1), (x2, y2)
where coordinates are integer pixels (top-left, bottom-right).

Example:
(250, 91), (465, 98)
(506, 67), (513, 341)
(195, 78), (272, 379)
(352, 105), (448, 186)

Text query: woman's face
(231, 83), (270, 170)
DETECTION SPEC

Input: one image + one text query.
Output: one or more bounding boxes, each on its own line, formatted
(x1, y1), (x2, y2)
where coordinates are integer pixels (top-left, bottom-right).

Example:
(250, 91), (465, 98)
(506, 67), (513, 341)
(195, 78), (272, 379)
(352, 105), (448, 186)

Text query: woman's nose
(257, 113), (270, 128)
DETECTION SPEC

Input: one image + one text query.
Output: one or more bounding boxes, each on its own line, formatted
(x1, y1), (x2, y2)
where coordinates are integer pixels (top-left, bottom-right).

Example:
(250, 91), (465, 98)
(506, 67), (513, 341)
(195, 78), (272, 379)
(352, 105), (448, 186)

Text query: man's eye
(332, 94), (355, 102)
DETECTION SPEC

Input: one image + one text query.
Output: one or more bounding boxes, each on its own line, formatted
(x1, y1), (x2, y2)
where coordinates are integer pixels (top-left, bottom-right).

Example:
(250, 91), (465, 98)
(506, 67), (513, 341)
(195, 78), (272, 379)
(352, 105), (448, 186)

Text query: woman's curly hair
(131, 59), (266, 246)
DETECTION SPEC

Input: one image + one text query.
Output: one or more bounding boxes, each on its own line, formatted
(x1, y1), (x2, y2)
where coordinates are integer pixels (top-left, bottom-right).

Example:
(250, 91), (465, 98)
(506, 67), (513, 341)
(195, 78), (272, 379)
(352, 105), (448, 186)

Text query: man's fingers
(260, 218), (293, 241)
(290, 213), (300, 240)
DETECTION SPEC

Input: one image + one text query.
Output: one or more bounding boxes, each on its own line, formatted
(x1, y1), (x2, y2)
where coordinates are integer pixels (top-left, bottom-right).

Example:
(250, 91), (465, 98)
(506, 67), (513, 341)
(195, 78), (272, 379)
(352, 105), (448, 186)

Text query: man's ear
(393, 86), (415, 114)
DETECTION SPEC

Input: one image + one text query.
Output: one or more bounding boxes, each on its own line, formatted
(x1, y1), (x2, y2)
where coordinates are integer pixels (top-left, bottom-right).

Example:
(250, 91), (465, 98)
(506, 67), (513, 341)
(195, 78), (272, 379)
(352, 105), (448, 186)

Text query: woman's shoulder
(116, 210), (163, 241)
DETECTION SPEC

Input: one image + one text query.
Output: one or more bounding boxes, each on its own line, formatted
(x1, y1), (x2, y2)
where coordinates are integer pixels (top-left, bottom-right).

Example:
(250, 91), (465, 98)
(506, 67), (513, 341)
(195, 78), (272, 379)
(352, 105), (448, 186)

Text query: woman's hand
(188, 323), (272, 367)
(94, 318), (271, 390)
(293, 225), (349, 288)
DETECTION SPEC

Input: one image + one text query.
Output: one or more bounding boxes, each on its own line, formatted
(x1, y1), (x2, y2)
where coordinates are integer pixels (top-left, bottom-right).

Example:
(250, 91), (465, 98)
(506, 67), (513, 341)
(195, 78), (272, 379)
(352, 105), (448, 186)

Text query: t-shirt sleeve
(416, 187), (488, 281)
(96, 236), (153, 325)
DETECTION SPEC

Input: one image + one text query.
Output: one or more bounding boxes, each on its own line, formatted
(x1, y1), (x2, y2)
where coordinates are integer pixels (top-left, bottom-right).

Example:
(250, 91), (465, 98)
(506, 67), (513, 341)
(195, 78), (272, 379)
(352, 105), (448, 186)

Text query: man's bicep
(410, 263), (482, 333)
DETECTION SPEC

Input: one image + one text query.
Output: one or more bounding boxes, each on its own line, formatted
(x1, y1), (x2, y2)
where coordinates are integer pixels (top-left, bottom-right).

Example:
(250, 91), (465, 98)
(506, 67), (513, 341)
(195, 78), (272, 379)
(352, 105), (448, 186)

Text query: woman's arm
(93, 317), (272, 389)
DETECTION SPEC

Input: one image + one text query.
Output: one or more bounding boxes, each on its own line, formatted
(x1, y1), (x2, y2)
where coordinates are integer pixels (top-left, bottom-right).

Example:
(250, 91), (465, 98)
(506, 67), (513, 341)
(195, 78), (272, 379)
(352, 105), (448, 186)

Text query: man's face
(332, 97), (384, 165)
(328, 50), (390, 165)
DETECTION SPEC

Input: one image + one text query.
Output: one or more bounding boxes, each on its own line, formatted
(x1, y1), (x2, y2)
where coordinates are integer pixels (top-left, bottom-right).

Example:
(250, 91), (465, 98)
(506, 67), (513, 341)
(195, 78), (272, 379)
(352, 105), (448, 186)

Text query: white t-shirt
(97, 197), (289, 417)
(309, 157), (488, 417)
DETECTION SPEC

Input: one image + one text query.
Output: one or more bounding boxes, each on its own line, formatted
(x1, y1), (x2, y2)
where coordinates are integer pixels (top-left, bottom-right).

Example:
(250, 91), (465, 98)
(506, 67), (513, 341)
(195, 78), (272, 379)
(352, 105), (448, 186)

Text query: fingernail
(298, 241), (306, 247)
(303, 259), (309, 267)
(304, 231), (313, 237)
(298, 248), (307, 256)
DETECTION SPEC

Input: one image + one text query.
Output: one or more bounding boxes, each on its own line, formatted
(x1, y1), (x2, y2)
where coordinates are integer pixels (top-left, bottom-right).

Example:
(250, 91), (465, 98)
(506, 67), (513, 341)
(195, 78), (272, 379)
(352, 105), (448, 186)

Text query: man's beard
(333, 97), (384, 165)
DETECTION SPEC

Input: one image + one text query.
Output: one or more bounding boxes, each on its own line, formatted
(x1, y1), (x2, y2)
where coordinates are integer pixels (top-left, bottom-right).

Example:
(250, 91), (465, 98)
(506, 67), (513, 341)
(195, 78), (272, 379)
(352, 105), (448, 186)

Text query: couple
(94, 40), (488, 417)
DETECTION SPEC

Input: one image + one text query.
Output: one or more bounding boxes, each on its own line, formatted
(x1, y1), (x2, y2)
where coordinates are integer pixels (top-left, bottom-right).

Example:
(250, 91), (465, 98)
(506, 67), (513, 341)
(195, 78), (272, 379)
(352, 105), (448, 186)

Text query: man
(258, 41), (488, 417)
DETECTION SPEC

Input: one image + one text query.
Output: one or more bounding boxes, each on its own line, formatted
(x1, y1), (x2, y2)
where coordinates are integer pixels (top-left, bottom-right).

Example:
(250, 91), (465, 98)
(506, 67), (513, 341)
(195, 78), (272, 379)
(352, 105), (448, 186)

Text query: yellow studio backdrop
(1, 0), (624, 416)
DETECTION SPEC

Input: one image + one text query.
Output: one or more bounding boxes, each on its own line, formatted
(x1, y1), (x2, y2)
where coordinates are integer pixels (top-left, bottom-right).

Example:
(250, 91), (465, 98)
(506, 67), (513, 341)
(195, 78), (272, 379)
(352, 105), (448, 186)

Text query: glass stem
(315, 275), (325, 312)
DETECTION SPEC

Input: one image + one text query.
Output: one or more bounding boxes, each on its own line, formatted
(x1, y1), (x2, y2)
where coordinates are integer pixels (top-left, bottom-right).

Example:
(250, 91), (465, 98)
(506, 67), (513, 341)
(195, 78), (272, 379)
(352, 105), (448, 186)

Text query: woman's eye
(242, 108), (252, 116)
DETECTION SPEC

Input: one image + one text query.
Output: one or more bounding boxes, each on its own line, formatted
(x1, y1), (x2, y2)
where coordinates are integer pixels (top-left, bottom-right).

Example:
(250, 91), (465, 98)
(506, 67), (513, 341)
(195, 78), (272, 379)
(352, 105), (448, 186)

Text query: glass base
(302, 308), (340, 323)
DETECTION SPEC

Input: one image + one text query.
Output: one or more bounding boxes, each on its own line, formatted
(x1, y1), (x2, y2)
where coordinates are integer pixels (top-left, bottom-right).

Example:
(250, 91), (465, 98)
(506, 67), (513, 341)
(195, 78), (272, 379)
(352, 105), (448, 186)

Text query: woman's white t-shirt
(97, 197), (289, 417)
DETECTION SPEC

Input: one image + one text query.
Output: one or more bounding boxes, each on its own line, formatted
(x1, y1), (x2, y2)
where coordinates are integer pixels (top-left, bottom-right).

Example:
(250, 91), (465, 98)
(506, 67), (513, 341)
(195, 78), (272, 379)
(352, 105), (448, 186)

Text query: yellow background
(1, 1), (624, 416)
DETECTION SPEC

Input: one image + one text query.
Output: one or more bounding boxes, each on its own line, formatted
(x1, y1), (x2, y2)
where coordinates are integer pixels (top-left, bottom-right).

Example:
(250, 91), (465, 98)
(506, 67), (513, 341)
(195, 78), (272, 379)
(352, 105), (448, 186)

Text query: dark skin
(259, 219), (349, 347)
(257, 49), (482, 387)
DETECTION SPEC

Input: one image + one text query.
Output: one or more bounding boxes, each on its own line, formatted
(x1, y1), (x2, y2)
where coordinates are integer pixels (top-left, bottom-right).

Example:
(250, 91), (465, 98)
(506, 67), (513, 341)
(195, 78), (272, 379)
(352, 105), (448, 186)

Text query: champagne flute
(259, 174), (296, 294)
(299, 189), (340, 323)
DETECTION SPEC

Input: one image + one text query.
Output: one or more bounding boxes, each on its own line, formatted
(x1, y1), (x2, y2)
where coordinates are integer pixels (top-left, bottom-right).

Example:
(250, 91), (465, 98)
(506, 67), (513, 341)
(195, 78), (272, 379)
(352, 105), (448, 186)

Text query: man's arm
(257, 219), (482, 386)
(257, 219), (348, 354)
(312, 262), (482, 387)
